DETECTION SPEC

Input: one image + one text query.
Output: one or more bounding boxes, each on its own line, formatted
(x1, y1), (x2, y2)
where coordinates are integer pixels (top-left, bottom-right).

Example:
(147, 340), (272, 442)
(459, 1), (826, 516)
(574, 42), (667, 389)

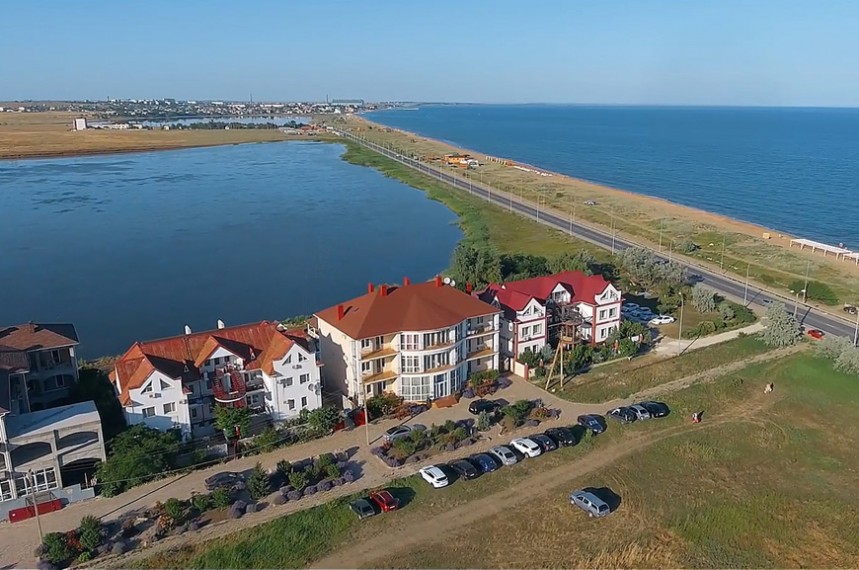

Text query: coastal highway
(338, 131), (859, 342)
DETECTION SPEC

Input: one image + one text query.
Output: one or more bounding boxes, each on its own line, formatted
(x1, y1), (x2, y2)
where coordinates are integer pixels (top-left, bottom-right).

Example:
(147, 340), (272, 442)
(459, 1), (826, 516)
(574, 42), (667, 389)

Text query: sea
(368, 105), (859, 247)
(0, 142), (462, 357)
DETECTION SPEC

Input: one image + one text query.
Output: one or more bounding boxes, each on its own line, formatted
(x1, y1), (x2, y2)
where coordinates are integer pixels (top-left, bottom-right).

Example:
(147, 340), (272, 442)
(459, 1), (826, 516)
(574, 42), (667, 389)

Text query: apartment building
(110, 320), (321, 441)
(477, 270), (623, 366)
(0, 323), (105, 518)
(311, 276), (501, 403)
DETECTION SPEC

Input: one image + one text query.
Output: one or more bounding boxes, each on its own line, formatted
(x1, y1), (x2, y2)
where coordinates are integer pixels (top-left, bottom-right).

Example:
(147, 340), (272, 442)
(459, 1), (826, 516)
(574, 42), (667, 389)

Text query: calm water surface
(0, 142), (461, 357)
(369, 105), (859, 246)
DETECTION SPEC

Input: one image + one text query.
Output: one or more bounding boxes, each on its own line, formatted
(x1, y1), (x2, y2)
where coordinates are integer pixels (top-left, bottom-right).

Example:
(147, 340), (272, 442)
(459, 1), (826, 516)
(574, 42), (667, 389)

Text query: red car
(369, 490), (399, 512)
(807, 329), (825, 340)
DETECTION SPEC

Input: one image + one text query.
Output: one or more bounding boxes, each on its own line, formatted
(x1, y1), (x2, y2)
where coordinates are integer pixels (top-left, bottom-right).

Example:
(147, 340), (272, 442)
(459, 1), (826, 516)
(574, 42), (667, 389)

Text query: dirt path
(312, 395), (774, 569)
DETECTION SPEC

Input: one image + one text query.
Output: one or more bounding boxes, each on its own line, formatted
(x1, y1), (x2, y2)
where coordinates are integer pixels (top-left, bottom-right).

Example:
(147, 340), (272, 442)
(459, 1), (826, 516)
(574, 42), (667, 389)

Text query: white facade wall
(268, 344), (322, 421)
(124, 370), (193, 441)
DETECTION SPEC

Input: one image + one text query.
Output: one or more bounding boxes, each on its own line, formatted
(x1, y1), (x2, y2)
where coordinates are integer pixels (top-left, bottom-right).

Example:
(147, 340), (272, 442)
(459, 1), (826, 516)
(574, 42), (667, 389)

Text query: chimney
(435, 275), (443, 288)
(368, 283), (375, 294)
(380, 284), (388, 297)
(466, 282), (472, 293)
(217, 319), (225, 329)
(337, 304), (345, 320)
(403, 276), (410, 286)
(184, 324), (192, 335)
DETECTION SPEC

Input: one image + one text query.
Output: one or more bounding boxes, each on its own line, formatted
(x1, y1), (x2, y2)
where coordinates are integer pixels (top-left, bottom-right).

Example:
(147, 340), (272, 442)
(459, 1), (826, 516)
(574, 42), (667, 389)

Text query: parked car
(638, 400), (670, 418)
(448, 459), (480, 480)
(468, 453), (499, 473)
(419, 465), (449, 488)
(569, 489), (611, 518)
(468, 398), (500, 415)
(629, 404), (651, 421)
(204, 471), (245, 492)
(607, 407), (637, 424)
(806, 328), (825, 340)
(544, 426), (578, 447)
(623, 302), (640, 311)
(510, 437), (542, 458)
(577, 414), (606, 434)
(531, 433), (558, 452)
(648, 315), (676, 325)
(383, 425), (414, 443)
(369, 490), (399, 512)
(489, 445), (518, 466)
(844, 304), (858, 315)
(349, 498), (377, 519)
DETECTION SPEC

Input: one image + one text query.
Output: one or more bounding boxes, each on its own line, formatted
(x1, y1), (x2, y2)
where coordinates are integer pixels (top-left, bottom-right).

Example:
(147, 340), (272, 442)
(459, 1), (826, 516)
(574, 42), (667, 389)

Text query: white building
(73, 118), (87, 131)
(310, 276), (501, 404)
(476, 270), (623, 370)
(110, 320), (322, 441)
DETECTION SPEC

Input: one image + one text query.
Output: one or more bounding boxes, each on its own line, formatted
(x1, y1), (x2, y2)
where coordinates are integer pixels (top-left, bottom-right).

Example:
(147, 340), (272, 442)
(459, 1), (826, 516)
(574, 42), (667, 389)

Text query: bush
(718, 302), (735, 322)
(247, 462), (271, 500)
(276, 460), (292, 477)
(78, 515), (102, 551)
(692, 283), (717, 313)
(317, 453), (335, 467)
(163, 498), (185, 524)
(790, 279), (838, 305)
(762, 302), (801, 347)
(476, 410), (491, 431)
(97, 425), (181, 497)
(211, 487), (232, 509)
(253, 427), (281, 453)
(366, 392), (402, 419)
(343, 470), (356, 483)
(502, 400), (532, 427)
(191, 493), (212, 514)
(288, 470), (309, 491)
(817, 335), (859, 374)
(317, 479), (332, 492)
(304, 407), (341, 434)
(42, 533), (75, 567)
(324, 463), (341, 479)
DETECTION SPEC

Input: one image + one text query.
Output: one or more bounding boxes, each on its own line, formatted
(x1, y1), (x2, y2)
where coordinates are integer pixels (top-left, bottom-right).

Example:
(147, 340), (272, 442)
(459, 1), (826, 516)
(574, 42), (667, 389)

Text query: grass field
(333, 115), (859, 311)
(132, 349), (859, 569)
(558, 334), (773, 403)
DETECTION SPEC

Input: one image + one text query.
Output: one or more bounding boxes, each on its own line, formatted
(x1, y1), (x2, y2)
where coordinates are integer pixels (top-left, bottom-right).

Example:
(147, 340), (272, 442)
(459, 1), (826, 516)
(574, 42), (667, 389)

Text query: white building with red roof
(110, 320), (321, 441)
(476, 270), (622, 368)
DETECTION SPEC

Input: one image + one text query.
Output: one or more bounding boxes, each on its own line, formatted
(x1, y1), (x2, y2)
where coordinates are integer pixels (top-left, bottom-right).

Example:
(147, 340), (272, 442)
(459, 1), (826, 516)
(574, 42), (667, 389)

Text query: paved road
(339, 131), (858, 342)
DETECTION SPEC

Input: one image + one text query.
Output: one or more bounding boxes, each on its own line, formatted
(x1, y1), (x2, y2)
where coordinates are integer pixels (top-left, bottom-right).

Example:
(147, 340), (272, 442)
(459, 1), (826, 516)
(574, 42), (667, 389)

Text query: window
(285, 354), (292, 364)
(423, 352), (449, 371)
(213, 357), (221, 365)
(521, 326), (530, 338)
(285, 377), (293, 386)
(609, 307), (618, 318)
(400, 333), (420, 351)
(600, 327), (609, 340)
(142, 407), (155, 418)
(298, 352), (307, 362)
(53, 375), (67, 388)
(163, 402), (176, 414)
(160, 379), (170, 391)
(205, 379), (212, 390)
(508, 321), (514, 331)
(400, 375), (431, 401)
(300, 373), (310, 384)
(288, 399), (295, 410)
(423, 331), (448, 347)
(301, 396), (308, 408)
(0, 479), (13, 502)
(401, 355), (421, 373)
(523, 306), (531, 316)
(191, 408), (199, 419)
(532, 323), (543, 336)
(361, 361), (372, 374)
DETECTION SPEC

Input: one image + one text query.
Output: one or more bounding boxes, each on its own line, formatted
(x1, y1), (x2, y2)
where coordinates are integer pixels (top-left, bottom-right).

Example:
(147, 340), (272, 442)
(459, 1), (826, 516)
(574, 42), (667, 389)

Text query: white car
(509, 437), (542, 458)
(629, 404), (651, 420)
(648, 315), (676, 325)
(419, 465), (449, 488)
(489, 445), (518, 466)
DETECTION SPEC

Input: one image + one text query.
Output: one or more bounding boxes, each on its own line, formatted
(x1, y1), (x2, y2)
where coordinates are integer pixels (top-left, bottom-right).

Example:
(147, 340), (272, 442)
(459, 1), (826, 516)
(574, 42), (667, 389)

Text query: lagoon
(0, 142), (462, 357)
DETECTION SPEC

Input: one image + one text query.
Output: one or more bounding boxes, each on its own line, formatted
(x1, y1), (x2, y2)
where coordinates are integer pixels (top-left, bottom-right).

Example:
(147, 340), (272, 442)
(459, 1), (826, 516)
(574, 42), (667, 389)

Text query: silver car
(489, 445), (518, 466)
(629, 404), (651, 420)
(569, 490), (611, 518)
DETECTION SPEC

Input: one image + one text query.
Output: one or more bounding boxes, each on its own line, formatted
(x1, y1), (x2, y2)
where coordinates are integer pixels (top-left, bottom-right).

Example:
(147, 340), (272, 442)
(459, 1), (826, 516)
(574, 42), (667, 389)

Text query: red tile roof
(0, 323), (79, 351)
(481, 271), (614, 315)
(316, 280), (500, 339)
(112, 321), (306, 406)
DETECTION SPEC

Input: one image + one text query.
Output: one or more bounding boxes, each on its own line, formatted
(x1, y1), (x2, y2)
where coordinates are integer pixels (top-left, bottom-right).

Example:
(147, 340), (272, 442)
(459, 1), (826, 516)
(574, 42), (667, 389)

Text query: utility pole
(27, 470), (44, 544)
(854, 308), (859, 346)
(802, 261), (811, 303)
(610, 207), (616, 255)
(677, 293), (685, 356)
(363, 391), (371, 447)
(659, 219), (664, 251)
(744, 262), (750, 304)
(720, 233), (727, 273)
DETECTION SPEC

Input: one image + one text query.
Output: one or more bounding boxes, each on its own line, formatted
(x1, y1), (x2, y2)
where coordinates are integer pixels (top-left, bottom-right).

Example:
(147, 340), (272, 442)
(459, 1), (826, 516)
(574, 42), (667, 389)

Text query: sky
(2, 0), (859, 106)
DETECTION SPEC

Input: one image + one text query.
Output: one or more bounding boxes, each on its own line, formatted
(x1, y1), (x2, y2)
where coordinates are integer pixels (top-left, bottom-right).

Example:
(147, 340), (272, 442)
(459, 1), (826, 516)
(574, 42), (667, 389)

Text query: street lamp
(26, 470), (45, 543)
(677, 293), (685, 356)
(743, 262), (751, 305)
(853, 306), (859, 346)
(610, 206), (616, 255)
(789, 289), (805, 318)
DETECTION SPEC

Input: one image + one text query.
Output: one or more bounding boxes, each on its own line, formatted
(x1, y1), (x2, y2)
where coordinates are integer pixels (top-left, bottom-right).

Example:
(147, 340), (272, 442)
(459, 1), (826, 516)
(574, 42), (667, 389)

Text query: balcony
(362, 369), (398, 384)
(361, 346), (397, 361)
(212, 368), (246, 405)
(467, 323), (495, 337)
(466, 346), (495, 360)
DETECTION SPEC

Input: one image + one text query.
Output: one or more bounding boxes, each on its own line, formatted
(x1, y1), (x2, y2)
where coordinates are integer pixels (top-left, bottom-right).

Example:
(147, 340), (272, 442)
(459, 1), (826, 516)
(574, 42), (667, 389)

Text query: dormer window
(285, 355), (292, 364)
(141, 382), (152, 394)
(298, 353), (307, 362)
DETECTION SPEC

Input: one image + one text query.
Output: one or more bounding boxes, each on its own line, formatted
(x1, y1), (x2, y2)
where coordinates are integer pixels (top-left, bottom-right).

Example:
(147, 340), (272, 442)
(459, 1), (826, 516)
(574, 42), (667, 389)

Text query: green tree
(96, 424), (181, 496)
(214, 405), (251, 439)
(78, 515), (102, 551)
(42, 532), (75, 566)
(762, 302), (801, 347)
(450, 243), (502, 288)
(499, 253), (550, 280)
(304, 406), (341, 434)
(476, 410), (491, 431)
(502, 400), (532, 427)
(548, 251), (596, 275)
(288, 469), (308, 491)
(692, 283), (717, 313)
(253, 427), (281, 453)
(718, 302), (736, 321)
(211, 487), (231, 508)
(163, 498), (185, 524)
(191, 493), (212, 513)
(247, 462), (271, 500)
(276, 460), (292, 478)
(789, 279), (838, 305)
(68, 367), (127, 440)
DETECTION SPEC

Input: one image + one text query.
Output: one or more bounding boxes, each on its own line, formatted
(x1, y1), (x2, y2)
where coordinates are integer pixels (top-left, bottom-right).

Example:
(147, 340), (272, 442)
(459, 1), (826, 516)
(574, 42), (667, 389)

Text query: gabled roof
(481, 271), (615, 316)
(316, 280), (500, 340)
(112, 321), (307, 407)
(477, 285), (537, 321)
(0, 323), (79, 352)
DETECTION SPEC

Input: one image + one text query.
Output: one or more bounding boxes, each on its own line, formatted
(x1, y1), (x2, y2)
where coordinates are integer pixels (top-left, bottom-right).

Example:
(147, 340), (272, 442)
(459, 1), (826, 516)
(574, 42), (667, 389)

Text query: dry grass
(0, 111), (334, 159)
(332, 114), (859, 310)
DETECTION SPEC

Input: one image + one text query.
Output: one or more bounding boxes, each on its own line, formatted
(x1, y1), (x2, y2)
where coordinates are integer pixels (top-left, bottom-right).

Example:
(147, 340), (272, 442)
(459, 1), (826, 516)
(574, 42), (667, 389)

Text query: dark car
(468, 453), (499, 474)
(349, 498), (377, 520)
(468, 399), (500, 415)
(204, 471), (245, 492)
(531, 433), (558, 452)
(448, 459), (479, 480)
(577, 414), (606, 434)
(544, 426), (578, 447)
(607, 406), (637, 424)
(638, 400), (670, 418)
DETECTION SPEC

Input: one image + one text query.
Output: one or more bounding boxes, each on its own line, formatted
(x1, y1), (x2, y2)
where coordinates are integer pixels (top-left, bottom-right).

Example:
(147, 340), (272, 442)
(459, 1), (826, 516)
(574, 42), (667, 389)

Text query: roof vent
(337, 304), (345, 321)
(217, 319), (225, 329)
(184, 325), (192, 335)
(403, 276), (410, 286)
(368, 283), (375, 294)
(380, 285), (388, 297)
(434, 275), (443, 288)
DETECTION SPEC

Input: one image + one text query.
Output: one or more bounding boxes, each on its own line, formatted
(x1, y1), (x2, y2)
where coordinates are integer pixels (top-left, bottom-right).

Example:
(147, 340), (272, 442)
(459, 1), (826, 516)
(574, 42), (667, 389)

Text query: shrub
(96, 425), (181, 497)
(331, 477), (344, 487)
(42, 533), (75, 567)
(718, 302), (735, 321)
(476, 410), (491, 431)
(790, 279), (838, 305)
(253, 427), (281, 453)
(78, 515), (102, 551)
(366, 391), (402, 418)
(502, 400), (532, 427)
(276, 459), (292, 477)
(211, 487), (232, 509)
(692, 283), (717, 313)
(699, 320), (717, 335)
(817, 335), (859, 374)
(317, 453), (335, 467)
(343, 470), (356, 483)
(163, 498), (185, 524)
(247, 462), (271, 500)
(304, 407), (341, 434)
(324, 463), (341, 479)
(288, 469), (309, 491)
(191, 493), (212, 514)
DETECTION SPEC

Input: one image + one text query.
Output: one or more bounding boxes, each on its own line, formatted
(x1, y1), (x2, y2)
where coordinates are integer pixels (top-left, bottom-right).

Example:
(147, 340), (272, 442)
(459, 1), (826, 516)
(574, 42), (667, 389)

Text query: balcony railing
(361, 346), (397, 360)
(362, 369), (398, 384)
(467, 323), (495, 336)
(212, 368), (247, 405)
(466, 346), (495, 360)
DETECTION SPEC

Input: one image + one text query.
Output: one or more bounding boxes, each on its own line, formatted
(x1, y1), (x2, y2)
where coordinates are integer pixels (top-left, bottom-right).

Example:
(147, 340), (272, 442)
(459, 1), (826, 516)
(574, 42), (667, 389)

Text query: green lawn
(557, 334), (772, 403)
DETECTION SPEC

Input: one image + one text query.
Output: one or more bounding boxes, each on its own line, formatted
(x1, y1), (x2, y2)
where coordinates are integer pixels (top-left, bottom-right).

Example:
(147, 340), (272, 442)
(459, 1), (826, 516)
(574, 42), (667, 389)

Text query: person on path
(691, 412), (701, 424)
(764, 382), (774, 394)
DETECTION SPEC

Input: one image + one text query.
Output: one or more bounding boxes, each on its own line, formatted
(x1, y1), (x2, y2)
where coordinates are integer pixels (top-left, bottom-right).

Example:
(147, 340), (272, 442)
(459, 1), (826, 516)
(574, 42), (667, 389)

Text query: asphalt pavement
(339, 131), (858, 341)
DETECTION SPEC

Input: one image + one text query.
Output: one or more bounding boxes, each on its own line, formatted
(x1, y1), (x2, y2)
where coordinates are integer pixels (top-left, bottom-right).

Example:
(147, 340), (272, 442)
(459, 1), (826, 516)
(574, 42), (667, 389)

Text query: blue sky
(3, 0), (858, 106)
